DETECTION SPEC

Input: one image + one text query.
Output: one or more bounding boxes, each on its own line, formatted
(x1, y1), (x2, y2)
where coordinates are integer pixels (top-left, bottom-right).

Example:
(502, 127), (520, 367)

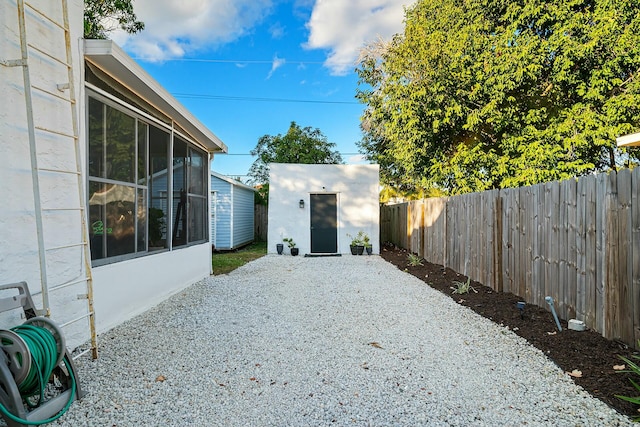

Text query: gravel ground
(55, 255), (633, 426)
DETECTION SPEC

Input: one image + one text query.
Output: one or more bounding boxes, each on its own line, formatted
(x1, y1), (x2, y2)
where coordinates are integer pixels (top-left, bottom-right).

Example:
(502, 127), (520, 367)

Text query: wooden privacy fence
(381, 168), (640, 348)
(254, 204), (268, 241)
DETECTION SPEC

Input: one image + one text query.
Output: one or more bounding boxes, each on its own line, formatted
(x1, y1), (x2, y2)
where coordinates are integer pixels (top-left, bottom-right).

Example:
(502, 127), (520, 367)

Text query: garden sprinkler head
(517, 301), (525, 319)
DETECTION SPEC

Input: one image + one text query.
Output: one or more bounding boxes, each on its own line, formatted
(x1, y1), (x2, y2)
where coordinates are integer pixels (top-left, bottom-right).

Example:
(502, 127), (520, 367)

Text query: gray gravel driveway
(56, 255), (633, 426)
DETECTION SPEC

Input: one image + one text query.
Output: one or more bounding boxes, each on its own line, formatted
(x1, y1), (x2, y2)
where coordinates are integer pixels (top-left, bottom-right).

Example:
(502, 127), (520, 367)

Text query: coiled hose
(0, 324), (76, 425)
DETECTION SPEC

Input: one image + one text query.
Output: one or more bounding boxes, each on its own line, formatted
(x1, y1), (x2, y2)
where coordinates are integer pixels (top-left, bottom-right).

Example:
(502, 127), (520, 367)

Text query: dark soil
(380, 243), (640, 419)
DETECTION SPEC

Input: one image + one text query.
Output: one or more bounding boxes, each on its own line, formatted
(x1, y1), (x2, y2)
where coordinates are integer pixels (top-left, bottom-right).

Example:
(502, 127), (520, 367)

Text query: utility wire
(173, 93), (359, 105)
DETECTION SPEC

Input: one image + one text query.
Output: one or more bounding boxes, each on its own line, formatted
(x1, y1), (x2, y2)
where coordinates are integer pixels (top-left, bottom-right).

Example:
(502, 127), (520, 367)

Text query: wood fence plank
(557, 180), (569, 320)
(584, 177), (597, 329)
(549, 182), (561, 315)
(532, 185), (543, 306)
(595, 173), (607, 336)
(605, 172), (619, 339)
(617, 169), (633, 344)
(576, 177), (587, 322)
(566, 178), (578, 321)
(503, 189), (513, 294)
(494, 192), (503, 292)
(632, 168), (640, 347)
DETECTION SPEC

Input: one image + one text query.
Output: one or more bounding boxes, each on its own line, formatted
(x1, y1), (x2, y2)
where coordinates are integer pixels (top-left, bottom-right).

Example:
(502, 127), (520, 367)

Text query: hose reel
(0, 283), (82, 427)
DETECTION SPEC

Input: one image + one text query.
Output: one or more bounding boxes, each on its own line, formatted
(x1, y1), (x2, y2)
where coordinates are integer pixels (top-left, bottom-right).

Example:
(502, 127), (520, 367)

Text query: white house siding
(0, 0), (90, 348)
(267, 163), (380, 255)
(210, 173), (255, 250)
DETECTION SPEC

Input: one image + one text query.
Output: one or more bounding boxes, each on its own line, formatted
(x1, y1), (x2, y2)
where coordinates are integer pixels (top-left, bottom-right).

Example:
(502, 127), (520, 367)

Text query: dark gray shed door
(310, 194), (337, 253)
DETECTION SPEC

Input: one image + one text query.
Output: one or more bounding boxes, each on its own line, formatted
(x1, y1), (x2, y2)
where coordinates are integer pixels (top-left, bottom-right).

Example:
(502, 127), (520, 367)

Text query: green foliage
(356, 0), (640, 195)
(616, 344), (640, 421)
(248, 121), (343, 185)
(282, 237), (296, 248)
(254, 183), (269, 206)
(347, 231), (367, 246)
(407, 253), (424, 267)
(451, 278), (477, 295)
(84, 0), (145, 39)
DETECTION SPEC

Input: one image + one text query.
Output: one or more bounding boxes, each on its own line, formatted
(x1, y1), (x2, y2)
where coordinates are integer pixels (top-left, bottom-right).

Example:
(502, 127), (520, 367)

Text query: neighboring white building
(0, 1), (227, 350)
(267, 163), (380, 255)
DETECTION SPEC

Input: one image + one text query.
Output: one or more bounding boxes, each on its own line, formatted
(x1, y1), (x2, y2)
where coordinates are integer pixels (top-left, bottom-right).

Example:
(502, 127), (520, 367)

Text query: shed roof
(84, 40), (227, 154)
(211, 171), (257, 192)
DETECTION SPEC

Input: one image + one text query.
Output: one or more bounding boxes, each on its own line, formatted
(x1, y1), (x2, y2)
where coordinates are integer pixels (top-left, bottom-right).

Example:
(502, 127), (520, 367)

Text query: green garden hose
(0, 324), (76, 425)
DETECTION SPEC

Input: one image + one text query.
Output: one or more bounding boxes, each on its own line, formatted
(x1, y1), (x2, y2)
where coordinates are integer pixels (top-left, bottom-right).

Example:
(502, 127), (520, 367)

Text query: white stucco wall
(0, 0), (89, 348)
(267, 163), (380, 255)
(91, 244), (211, 334)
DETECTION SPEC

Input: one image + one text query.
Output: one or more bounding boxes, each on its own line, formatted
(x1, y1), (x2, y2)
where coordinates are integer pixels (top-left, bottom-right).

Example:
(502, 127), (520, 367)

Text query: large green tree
(84, 0), (144, 39)
(248, 121), (343, 186)
(357, 0), (640, 195)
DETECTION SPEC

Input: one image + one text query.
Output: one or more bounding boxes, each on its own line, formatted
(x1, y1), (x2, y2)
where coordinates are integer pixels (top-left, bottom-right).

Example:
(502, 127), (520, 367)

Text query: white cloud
(267, 54), (286, 79)
(304, 0), (416, 75)
(269, 22), (286, 39)
(347, 154), (367, 164)
(115, 0), (273, 61)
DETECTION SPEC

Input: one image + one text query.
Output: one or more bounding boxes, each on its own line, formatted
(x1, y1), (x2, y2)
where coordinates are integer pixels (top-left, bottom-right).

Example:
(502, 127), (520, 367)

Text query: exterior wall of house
(1, 0), (217, 351)
(91, 244), (210, 334)
(0, 0), (90, 348)
(210, 174), (255, 249)
(267, 164), (380, 255)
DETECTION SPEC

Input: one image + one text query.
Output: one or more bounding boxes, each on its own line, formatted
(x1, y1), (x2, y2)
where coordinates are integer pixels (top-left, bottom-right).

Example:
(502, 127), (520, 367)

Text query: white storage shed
(267, 163), (380, 256)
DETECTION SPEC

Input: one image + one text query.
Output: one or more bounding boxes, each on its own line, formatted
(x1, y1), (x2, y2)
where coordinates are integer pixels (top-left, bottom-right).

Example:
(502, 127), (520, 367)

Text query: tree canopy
(84, 0), (144, 39)
(356, 0), (640, 195)
(248, 121), (343, 186)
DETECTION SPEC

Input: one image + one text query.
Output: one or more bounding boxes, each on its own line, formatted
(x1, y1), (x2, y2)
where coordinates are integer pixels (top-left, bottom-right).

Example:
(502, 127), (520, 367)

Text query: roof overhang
(84, 39), (228, 154)
(616, 132), (640, 147)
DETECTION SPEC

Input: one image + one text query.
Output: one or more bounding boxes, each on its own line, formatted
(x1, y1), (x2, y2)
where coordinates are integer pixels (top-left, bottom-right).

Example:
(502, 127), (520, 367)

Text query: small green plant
(407, 253), (423, 266)
(615, 341), (640, 421)
(282, 237), (296, 248)
(362, 233), (371, 248)
(451, 278), (477, 294)
(347, 231), (366, 246)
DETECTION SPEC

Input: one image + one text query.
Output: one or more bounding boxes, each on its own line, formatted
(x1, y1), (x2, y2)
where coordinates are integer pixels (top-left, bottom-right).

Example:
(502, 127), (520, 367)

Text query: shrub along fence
(381, 168), (640, 349)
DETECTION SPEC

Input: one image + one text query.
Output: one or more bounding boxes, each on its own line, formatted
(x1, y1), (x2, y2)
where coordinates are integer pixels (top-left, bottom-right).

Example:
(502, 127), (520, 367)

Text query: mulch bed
(380, 243), (640, 419)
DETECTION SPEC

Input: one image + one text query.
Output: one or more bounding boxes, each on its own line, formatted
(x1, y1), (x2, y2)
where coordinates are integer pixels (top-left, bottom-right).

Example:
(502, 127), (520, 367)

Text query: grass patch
(211, 240), (267, 275)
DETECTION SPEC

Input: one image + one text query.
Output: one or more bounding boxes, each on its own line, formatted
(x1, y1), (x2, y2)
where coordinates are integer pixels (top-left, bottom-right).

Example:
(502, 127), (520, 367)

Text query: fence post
(494, 193), (503, 293)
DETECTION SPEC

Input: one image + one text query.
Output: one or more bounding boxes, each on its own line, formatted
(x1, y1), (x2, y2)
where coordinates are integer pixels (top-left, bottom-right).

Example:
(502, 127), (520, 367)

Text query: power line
(218, 152), (362, 156)
(173, 93), (359, 105)
(135, 57), (354, 66)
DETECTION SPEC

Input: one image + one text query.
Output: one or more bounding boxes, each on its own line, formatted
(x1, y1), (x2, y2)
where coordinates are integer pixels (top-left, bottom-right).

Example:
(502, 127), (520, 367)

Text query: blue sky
(111, 0), (416, 181)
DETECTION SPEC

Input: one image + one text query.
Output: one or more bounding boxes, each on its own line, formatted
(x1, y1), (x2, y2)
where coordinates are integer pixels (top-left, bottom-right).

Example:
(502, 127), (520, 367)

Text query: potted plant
(283, 237), (299, 256)
(362, 233), (372, 255)
(347, 231), (365, 255)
